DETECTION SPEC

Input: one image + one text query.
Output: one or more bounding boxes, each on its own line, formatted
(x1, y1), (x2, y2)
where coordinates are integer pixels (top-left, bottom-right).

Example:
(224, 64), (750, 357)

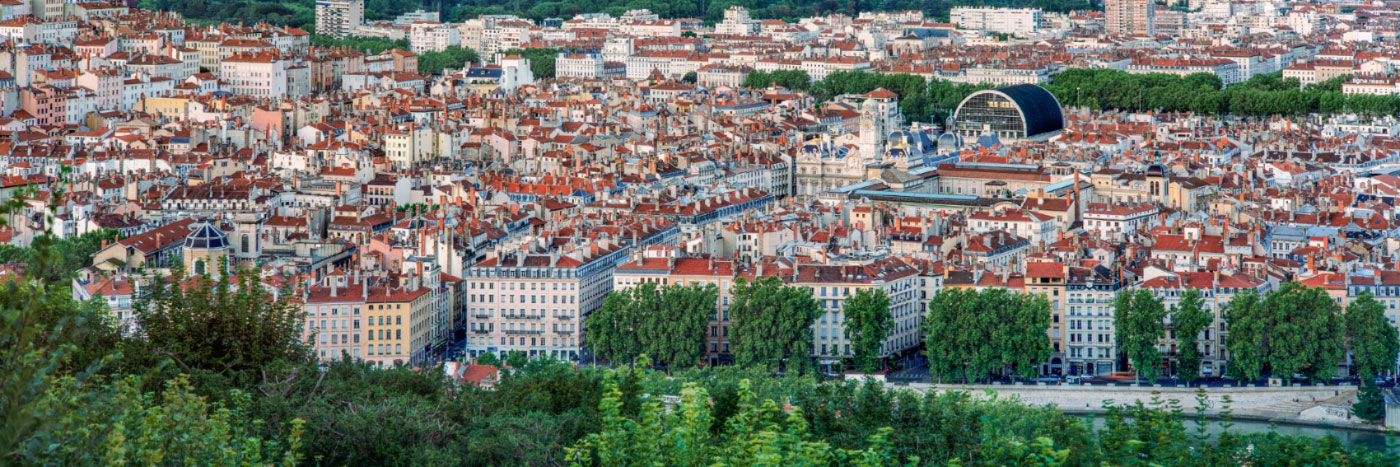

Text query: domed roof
(1145, 164), (1167, 177)
(937, 132), (961, 150)
(184, 221), (229, 250)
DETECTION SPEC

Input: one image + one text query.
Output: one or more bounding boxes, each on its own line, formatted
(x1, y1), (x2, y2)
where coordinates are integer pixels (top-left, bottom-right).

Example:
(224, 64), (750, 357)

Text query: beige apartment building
(1105, 0), (1154, 36)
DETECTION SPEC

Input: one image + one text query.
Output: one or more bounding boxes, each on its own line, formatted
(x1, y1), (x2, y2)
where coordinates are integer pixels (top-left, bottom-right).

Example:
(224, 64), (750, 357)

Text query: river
(1075, 415), (1397, 454)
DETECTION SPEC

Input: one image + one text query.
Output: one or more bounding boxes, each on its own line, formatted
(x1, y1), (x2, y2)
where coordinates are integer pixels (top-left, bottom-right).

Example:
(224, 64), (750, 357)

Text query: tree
(923, 288), (1052, 382)
(1004, 292), (1054, 379)
(728, 276), (821, 375)
(1264, 282), (1344, 384)
(418, 46), (480, 75)
(477, 351), (502, 367)
(1171, 289), (1213, 382)
(130, 259), (309, 375)
(1225, 289), (1267, 381)
(506, 350), (529, 368)
(586, 282), (717, 370)
(682, 71), (697, 83)
(1114, 290), (1165, 383)
(1226, 284), (1345, 384)
(1346, 292), (1399, 381)
(1351, 382), (1386, 422)
(844, 289), (892, 373)
(924, 288), (978, 382)
(1, 186), (302, 464)
(566, 379), (901, 467)
(587, 291), (645, 365)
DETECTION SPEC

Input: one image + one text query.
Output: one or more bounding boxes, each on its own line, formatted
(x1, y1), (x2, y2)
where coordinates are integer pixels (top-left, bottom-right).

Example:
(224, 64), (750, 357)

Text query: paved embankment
(885, 382), (1383, 431)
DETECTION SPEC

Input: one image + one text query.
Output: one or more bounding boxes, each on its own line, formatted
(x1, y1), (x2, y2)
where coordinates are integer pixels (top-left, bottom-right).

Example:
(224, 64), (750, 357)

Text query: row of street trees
(922, 288), (1054, 382)
(585, 276), (896, 374)
(1046, 69), (1400, 118)
(1111, 283), (1399, 386)
(742, 68), (1398, 127)
(1225, 283), (1399, 383)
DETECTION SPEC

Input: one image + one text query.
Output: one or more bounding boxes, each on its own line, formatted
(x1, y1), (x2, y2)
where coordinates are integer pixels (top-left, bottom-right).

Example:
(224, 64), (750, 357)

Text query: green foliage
(1047, 68), (1400, 116)
(129, 260), (309, 376)
(157, 0), (317, 29)
(1114, 290), (1166, 383)
(566, 378), (903, 467)
(500, 47), (560, 78)
(728, 276), (822, 375)
(806, 70), (992, 123)
(506, 349), (529, 368)
(1225, 283), (1345, 384)
(476, 350), (501, 367)
(1346, 292), (1400, 381)
(923, 288), (1053, 382)
(682, 71), (697, 83)
(1352, 382), (1386, 422)
(310, 35), (410, 54)
(33, 375), (304, 466)
(1170, 288), (1212, 382)
(1, 187), (300, 464)
(843, 288), (892, 373)
(741, 69), (813, 91)
(418, 46), (481, 75)
(1224, 289), (1266, 381)
(587, 282), (718, 370)
(0, 228), (119, 285)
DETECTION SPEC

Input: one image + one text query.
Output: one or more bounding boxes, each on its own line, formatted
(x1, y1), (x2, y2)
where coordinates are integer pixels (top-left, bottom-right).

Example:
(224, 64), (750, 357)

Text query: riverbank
(890, 382), (1392, 433)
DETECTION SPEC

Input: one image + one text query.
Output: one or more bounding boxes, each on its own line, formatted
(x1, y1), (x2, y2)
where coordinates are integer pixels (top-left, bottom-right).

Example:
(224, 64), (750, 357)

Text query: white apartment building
(464, 242), (628, 361)
(409, 21), (460, 54)
(951, 7), (1042, 35)
(1082, 203), (1159, 240)
(715, 6), (759, 35)
(315, 0), (364, 39)
(557, 52), (604, 79)
(1065, 275), (1123, 376)
(792, 257), (921, 365)
(219, 52), (288, 99)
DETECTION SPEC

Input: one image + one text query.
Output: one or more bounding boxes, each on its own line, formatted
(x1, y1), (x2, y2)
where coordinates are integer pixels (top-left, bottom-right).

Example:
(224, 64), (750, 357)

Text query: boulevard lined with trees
(4, 189), (1398, 463)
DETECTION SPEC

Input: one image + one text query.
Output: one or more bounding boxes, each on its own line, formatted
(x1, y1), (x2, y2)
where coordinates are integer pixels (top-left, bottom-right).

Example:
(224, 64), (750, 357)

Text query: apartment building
(219, 51), (288, 99)
(1025, 262), (1068, 376)
(303, 282), (366, 362)
(315, 0), (364, 39)
(557, 52), (605, 79)
(791, 257), (921, 366)
(464, 241), (627, 362)
(951, 7), (1042, 35)
(364, 282), (434, 367)
(1063, 267), (1123, 375)
(1143, 271), (1267, 379)
(409, 21), (460, 54)
(1105, 0), (1154, 36)
(614, 255), (745, 366)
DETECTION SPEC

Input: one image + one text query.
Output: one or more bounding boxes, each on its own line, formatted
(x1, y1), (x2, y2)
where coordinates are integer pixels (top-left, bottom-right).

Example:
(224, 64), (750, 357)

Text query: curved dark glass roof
(184, 222), (229, 250)
(992, 84), (1065, 137)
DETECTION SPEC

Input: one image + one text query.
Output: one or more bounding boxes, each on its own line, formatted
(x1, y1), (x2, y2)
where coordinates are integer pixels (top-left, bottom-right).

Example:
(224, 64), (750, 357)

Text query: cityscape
(5, 0), (1400, 464)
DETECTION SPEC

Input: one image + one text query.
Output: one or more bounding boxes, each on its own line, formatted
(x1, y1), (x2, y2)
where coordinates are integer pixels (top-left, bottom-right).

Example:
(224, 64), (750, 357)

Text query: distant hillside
(158, 0), (1097, 33)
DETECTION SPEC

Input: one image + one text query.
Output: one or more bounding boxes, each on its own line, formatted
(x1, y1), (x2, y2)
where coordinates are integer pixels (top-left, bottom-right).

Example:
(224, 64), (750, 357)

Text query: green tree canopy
(1170, 288), (1213, 382)
(728, 276), (821, 375)
(1345, 292), (1399, 381)
(923, 288), (1052, 382)
(843, 288), (892, 373)
(1114, 290), (1166, 383)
